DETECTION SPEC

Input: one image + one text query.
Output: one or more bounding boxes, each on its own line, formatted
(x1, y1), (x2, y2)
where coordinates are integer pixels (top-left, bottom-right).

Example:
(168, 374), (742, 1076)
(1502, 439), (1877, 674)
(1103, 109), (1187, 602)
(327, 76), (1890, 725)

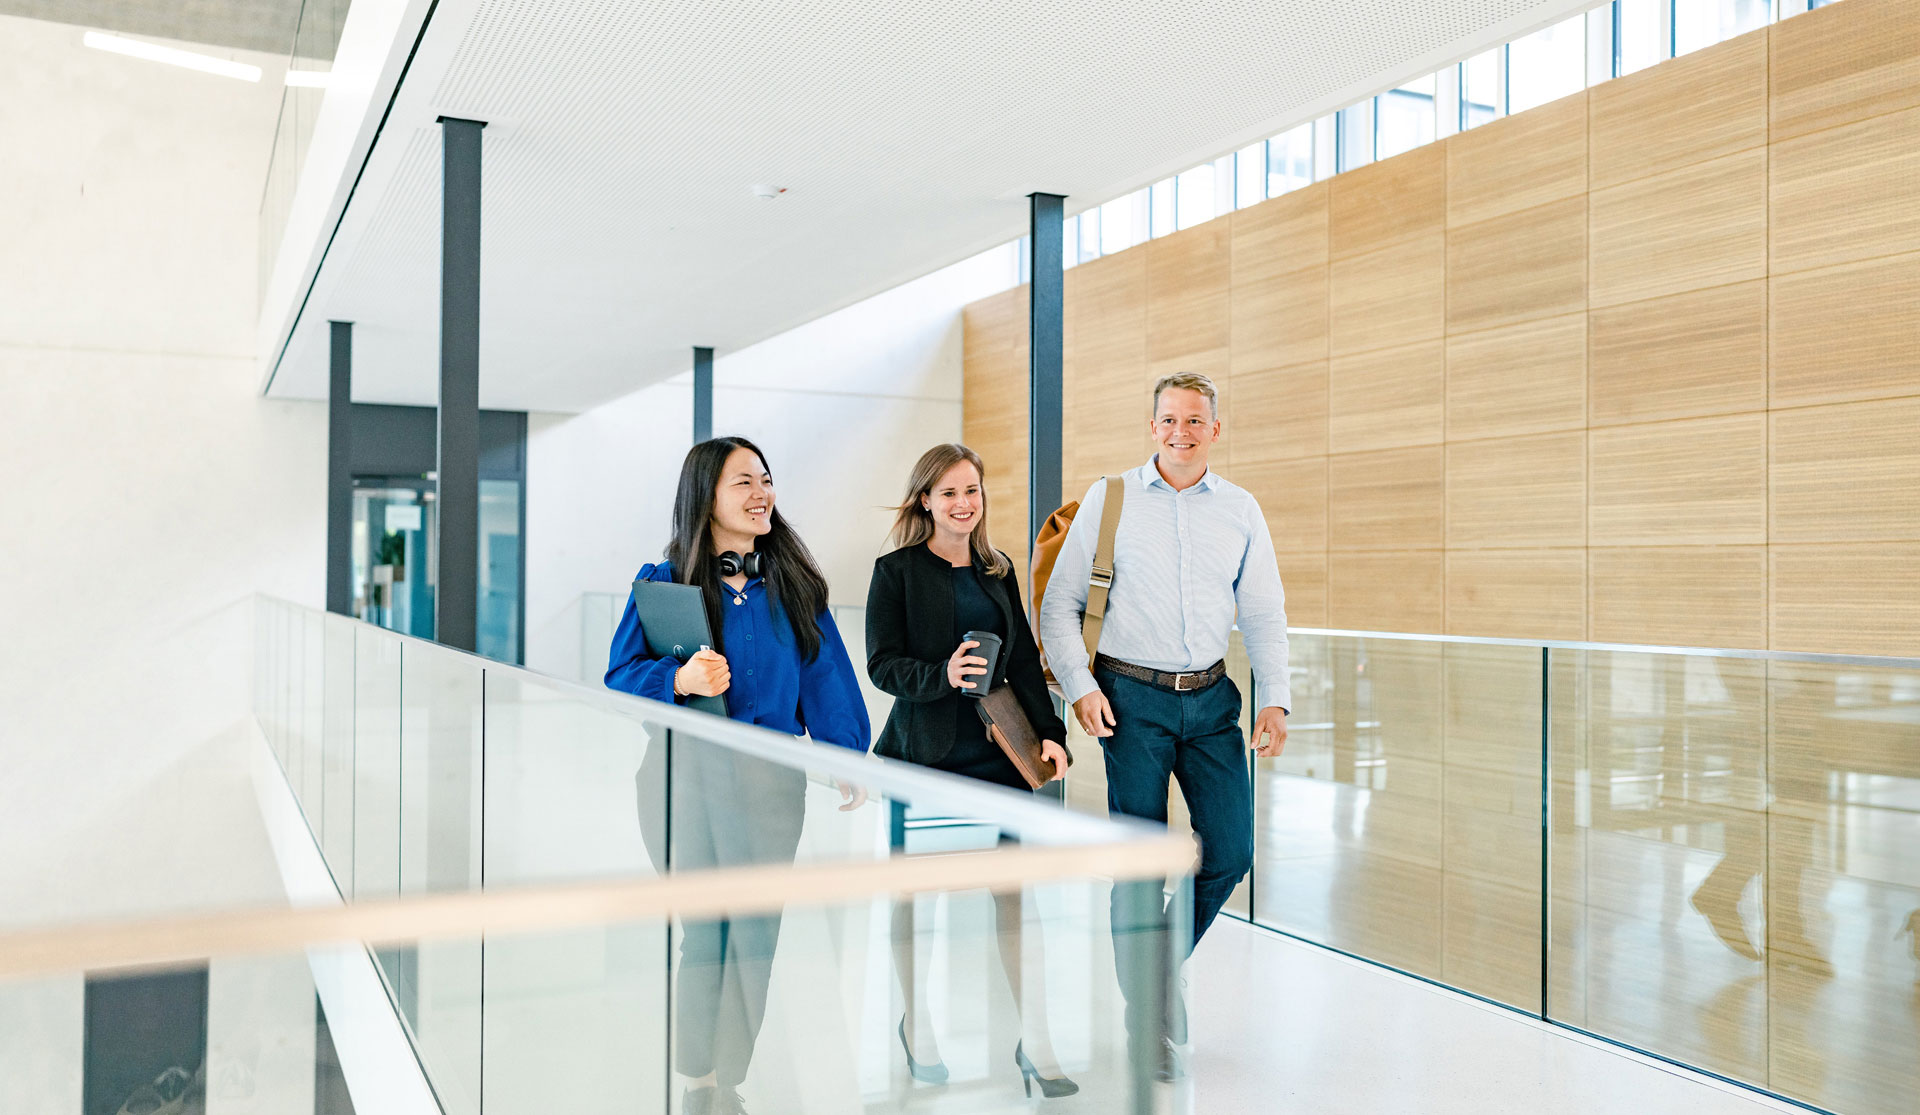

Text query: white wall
(525, 245), (1018, 680)
(0, 14), (324, 912)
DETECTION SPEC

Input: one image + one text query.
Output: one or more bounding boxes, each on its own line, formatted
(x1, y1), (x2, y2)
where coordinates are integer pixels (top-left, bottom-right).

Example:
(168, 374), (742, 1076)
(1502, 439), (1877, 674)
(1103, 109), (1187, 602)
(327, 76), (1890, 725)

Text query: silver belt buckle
(1174, 671), (1196, 692)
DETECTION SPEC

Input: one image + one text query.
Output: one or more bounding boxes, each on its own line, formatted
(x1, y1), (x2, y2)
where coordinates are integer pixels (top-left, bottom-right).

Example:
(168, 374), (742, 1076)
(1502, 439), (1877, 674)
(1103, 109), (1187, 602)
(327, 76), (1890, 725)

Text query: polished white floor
(1181, 916), (1803, 1115)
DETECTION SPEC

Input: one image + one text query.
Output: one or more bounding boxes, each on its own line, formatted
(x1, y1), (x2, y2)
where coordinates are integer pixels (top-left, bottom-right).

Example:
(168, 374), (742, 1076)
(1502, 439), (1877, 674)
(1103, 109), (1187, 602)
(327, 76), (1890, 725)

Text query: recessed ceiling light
(83, 31), (262, 82)
(750, 184), (787, 200)
(286, 69), (331, 88)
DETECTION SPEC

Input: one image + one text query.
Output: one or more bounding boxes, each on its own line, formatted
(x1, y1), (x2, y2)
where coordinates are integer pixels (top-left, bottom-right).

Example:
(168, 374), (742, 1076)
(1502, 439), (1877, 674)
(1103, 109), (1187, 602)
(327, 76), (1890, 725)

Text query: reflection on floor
(1183, 917), (1803, 1115)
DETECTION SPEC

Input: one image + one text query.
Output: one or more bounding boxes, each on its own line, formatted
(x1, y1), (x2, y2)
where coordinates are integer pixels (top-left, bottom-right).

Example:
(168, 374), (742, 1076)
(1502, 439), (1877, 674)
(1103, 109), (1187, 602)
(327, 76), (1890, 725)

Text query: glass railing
(259, 0), (354, 305)
(826, 602), (1920, 1114)
(250, 595), (1195, 1114)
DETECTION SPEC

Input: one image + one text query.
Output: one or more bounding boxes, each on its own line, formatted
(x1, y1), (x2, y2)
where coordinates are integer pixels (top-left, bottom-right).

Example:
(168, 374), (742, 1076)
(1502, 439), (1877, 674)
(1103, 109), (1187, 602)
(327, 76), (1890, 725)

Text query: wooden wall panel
(1771, 397), (1920, 544)
(1237, 457), (1328, 553)
(1590, 148), (1768, 308)
(1330, 233), (1445, 355)
(1446, 432), (1586, 550)
(1230, 265), (1327, 373)
(1770, 251), (1920, 407)
(1589, 546), (1767, 648)
(1330, 143), (1445, 259)
(1770, 0), (1920, 142)
(1330, 446), (1445, 550)
(1447, 196), (1587, 334)
(1328, 341), (1444, 453)
(1447, 93), (1586, 227)
(1274, 550), (1328, 627)
(1771, 543), (1920, 656)
(1770, 106), (1920, 274)
(1589, 280), (1768, 425)
(1590, 415), (1767, 546)
(1231, 180), (1330, 276)
(1232, 361), (1328, 462)
(1446, 314), (1586, 441)
(958, 0), (1918, 657)
(1589, 32), (1768, 190)
(1446, 549), (1586, 640)
(1146, 222), (1229, 361)
(1329, 550), (1444, 633)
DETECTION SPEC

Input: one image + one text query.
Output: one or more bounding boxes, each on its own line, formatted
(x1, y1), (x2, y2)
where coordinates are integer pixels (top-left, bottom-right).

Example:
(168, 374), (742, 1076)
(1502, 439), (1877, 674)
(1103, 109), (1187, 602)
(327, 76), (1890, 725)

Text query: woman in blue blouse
(606, 435), (869, 1115)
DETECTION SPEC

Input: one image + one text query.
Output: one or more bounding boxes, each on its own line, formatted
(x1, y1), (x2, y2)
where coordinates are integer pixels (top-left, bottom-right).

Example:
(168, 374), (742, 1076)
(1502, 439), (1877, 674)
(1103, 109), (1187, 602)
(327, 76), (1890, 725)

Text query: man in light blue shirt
(1039, 371), (1289, 1073)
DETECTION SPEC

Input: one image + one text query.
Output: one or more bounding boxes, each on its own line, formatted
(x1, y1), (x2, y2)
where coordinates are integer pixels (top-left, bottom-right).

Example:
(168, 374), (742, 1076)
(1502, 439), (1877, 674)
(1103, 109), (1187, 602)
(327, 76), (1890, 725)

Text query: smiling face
(710, 445), (774, 547)
(1149, 386), (1220, 472)
(921, 459), (983, 545)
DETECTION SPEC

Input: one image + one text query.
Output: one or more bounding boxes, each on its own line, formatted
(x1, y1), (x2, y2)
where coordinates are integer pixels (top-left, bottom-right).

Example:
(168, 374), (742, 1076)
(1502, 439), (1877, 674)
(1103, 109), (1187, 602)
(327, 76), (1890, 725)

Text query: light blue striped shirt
(1038, 457), (1291, 713)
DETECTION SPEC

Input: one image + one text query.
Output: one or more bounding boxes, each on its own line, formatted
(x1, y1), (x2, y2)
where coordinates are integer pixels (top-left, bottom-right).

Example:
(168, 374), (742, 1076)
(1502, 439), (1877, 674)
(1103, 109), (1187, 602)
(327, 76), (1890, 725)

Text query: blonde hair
(889, 443), (1011, 577)
(1152, 372), (1219, 418)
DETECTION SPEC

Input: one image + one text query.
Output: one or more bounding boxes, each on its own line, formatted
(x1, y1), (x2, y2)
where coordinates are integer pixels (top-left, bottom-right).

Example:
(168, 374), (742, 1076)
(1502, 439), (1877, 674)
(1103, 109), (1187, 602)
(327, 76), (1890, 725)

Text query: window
(1099, 192), (1145, 255)
(1508, 15), (1585, 113)
(1377, 74), (1437, 159)
(1175, 163), (1215, 230)
(1267, 122), (1314, 195)
(1462, 47), (1503, 128)
(1617, 0), (1672, 75)
(1235, 142), (1266, 208)
(1076, 209), (1100, 263)
(1312, 115), (1338, 181)
(1586, 4), (1616, 86)
(1674, 0), (1770, 55)
(1062, 215), (1077, 269)
(1149, 177), (1176, 238)
(1337, 99), (1375, 171)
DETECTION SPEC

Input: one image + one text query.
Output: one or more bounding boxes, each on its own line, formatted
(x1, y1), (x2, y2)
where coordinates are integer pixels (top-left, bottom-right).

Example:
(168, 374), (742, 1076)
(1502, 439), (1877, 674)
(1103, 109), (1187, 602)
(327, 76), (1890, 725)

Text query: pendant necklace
(728, 584), (749, 606)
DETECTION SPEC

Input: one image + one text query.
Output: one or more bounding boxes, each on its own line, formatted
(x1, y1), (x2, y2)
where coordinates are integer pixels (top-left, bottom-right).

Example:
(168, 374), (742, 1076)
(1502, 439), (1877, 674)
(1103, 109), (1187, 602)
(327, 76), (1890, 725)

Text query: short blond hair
(1152, 372), (1219, 418)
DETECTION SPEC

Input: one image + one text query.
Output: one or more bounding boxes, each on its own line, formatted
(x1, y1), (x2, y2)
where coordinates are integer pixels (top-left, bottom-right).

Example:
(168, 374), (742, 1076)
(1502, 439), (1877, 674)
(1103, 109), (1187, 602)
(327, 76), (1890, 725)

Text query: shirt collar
(1140, 455), (1219, 493)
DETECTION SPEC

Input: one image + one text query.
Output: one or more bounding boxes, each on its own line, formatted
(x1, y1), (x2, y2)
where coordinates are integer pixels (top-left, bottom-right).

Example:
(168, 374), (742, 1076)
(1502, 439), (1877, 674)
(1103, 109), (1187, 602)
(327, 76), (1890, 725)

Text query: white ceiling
(267, 0), (1598, 412)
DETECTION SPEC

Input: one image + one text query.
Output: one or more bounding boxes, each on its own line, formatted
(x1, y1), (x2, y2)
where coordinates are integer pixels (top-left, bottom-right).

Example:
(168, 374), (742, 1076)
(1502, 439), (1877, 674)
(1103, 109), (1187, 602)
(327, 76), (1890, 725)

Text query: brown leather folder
(975, 685), (1068, 790)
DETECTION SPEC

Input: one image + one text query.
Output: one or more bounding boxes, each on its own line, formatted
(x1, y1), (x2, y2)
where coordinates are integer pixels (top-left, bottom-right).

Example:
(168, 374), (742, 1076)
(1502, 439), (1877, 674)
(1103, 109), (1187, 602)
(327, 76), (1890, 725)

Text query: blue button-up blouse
(604, 561), (871, 752)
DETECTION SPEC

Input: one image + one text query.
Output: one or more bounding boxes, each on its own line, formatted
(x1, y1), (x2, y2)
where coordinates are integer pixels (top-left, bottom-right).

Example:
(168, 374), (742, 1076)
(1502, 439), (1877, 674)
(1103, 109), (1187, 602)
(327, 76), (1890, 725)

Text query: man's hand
(1073, 690), (1116, 738)
(1038, 739), (1070, 781)
(1251, 706), (1288, 758)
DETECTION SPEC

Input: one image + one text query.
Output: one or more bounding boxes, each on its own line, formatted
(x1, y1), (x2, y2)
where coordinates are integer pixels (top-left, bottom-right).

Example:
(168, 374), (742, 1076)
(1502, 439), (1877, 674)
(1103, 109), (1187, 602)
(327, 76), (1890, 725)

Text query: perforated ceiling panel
(272, 0), (1593, 410)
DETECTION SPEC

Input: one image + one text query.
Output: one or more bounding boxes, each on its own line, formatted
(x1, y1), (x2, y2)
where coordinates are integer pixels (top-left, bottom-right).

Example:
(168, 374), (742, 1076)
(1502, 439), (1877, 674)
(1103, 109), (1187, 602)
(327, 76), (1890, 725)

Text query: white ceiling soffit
(270, 0), (1600, 412)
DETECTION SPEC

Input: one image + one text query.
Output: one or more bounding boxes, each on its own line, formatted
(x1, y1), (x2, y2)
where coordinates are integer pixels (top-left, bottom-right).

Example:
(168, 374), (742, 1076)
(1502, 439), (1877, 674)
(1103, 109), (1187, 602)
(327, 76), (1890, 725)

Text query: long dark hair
(665, 436), (831, 661)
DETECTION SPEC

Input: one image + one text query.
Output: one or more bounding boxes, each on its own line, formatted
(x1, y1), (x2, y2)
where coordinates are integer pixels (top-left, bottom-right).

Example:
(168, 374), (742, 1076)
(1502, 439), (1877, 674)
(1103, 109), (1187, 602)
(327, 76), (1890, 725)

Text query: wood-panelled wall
(961, 0), (1920, 656)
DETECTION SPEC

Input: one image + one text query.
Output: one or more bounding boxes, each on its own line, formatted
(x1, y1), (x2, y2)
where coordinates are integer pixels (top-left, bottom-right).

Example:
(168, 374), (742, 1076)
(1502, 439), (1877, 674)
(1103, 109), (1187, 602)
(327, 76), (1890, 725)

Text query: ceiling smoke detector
(750, 184), (787, 200)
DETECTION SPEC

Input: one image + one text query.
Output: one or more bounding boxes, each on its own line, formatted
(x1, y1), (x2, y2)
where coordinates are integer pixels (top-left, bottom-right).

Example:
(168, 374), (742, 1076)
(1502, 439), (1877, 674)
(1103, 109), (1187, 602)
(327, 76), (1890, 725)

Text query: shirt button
(746, 634), (753, 641)
(746, 669), (753, 675)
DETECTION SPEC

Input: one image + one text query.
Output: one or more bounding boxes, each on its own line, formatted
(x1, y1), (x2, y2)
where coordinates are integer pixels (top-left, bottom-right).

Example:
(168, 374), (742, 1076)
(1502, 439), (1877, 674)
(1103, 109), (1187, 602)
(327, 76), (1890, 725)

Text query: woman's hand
(1039, 739), (1069, 782)
(946, 639), (990, 691)
(676, 648), (731, 697)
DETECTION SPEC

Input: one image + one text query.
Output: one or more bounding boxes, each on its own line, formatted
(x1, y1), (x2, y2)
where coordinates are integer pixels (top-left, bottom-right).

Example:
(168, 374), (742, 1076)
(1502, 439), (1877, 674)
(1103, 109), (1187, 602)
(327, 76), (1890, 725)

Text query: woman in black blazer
(866, 442), (1076, 1099)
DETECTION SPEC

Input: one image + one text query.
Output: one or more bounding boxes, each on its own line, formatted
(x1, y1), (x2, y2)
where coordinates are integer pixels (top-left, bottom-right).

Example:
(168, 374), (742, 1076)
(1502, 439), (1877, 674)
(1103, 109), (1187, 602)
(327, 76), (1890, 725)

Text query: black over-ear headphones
(716, 550), (767, 579)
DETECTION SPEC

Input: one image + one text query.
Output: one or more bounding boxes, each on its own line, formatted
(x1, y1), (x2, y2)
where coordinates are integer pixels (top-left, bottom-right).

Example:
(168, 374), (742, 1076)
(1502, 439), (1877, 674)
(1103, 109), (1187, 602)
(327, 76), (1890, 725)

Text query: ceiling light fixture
(285, 69), (331, 88)
(750, 184), (787, 200)
(82, 31), (262, 82)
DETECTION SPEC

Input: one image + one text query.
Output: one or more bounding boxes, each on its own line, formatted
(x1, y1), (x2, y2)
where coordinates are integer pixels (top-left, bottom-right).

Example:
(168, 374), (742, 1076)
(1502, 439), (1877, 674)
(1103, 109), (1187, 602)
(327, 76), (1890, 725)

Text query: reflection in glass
(1175, 164), (1214, 230)
(1253, 636), (1542, 1010)
(1463, 47), (1503, 129)
(1234, 142), (1266, 209)
(1377, 75), (1436, 159)
(1675, 0), (1771, 56)
(1336, 100), (1375, 171)
(1266, 123), (1314, 196)
(1617, 0), (1672, 75)
(1508, 15), (1585, 114)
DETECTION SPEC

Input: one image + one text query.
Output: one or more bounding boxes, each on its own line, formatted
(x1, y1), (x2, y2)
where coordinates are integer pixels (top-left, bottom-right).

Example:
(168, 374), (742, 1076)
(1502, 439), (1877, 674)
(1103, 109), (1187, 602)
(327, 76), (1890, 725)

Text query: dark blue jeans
(1098, 666), (1253, 1043)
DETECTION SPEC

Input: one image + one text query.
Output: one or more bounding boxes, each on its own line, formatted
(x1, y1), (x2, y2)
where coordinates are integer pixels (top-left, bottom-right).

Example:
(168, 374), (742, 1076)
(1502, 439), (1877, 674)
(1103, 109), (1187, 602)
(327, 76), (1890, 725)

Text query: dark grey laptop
(629, 579), (728, 718)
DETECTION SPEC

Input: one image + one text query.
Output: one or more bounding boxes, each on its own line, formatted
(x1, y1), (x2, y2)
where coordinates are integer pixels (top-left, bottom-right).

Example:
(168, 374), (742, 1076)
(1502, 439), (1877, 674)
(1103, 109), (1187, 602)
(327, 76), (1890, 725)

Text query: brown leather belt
(1094, 655), (1226, 693)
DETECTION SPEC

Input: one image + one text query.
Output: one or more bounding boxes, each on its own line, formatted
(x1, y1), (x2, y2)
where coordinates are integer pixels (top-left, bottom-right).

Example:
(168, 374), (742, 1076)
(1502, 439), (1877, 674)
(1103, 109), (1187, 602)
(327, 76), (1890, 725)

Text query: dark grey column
(436, 116), (485, 652)
(692, 346), (713, 443)
(326, 320), (353, 615)
(1027, 193), (1065, 557)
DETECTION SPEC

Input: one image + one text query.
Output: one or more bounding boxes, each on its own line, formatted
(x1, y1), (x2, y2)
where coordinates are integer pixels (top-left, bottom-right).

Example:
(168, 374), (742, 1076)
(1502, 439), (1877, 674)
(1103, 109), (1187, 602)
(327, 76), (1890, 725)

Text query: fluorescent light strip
(285, 69), (331, 88)
(82, 31), (262, 83)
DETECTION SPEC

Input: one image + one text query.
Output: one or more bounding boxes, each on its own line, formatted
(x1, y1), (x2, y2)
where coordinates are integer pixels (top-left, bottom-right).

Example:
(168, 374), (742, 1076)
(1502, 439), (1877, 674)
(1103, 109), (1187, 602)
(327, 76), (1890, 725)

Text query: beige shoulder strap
(1081, 475), (1125, 661)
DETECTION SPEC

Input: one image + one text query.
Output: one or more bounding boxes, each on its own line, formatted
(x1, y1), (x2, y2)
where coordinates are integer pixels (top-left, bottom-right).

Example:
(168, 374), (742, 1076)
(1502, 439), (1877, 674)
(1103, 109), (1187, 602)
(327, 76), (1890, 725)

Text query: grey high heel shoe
(899, 1016), (948, 1084)
(1015, 1041), (1078, 1098)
